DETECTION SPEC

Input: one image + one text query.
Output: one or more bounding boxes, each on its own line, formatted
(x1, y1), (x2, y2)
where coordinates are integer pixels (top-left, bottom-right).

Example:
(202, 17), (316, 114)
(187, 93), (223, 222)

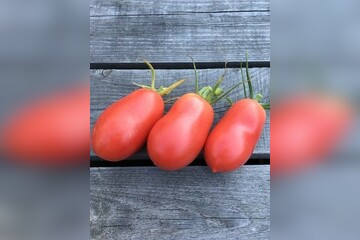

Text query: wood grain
(90, 165), (270, 240)
(91, 0), (270, 16)
(90, 68), (270, 160)
(90, 12), (270, 63)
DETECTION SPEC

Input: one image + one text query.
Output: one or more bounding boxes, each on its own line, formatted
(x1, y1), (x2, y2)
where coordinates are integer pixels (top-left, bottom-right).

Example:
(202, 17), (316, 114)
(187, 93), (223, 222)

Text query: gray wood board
(90, 11), (270, 63)
(90, 165), (270, 240)
(91, 0), (270, 16)
(90, 68), (270, 160)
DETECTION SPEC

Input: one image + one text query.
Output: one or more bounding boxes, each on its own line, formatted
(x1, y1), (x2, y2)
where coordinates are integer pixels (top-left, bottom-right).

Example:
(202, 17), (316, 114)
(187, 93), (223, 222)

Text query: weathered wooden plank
(90, 12), (270, 63)
(90, 165), (270, 240)
(90, 68), (270, 160)
(91, 0), (270, 16)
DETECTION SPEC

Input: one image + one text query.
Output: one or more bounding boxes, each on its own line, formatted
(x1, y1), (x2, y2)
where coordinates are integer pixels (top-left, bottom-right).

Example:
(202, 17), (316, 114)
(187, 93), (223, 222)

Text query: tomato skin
(205, 99), (266, 173)
(147, 93), (214, 171)
(92, 89), (164, 161)
(2, 84), (90, 165)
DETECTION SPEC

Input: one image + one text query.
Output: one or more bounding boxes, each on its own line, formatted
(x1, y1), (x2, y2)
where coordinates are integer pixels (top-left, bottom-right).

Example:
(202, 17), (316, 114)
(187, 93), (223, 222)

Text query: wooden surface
(90, 0), (270, 63)
(90, 68), (270, 161)
(90, 165), (270, 240)
(90, 0), (270, 239)
(91, 0), (270, 15)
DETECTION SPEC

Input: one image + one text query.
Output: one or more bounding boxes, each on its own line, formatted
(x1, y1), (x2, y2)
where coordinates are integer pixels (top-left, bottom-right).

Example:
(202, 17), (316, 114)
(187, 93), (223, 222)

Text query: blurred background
(271, 0), (360, 239)
(0, 0), (89, 239)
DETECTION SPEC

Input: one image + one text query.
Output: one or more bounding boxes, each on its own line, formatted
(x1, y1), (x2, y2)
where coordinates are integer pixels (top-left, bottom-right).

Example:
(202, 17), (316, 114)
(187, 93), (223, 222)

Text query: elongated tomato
(2, 83), (90, 165)
(92, 89), (163, 161)
(205, 99), (266, 173)
(147, 93), (214, 171)
(91, 60), (184, 162)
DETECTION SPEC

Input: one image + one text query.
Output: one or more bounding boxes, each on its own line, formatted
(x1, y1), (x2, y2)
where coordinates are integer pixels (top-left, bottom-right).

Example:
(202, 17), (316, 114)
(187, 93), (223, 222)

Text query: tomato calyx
(197, 67), (228, 104)
(189, 56), (233, 105)
(133, 60), (185, 97)
(188, 56), (245, 106)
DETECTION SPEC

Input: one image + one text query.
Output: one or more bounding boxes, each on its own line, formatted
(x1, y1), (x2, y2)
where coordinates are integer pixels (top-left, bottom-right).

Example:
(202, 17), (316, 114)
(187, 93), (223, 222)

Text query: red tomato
(91, 60), (184, 162)
(147, 93), (214, 171)
(2, 83), (90, 165)
(92, 89), (164, 161)
(271, 95), (351, 175)
(204, 99), (266, 173)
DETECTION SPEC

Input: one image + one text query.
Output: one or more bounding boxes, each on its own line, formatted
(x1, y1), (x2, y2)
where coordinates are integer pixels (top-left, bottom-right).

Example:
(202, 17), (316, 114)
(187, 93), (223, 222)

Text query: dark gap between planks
(91, 10), (270, 18)
(90, 156), (270, 168)
(90, 61), (270, 70)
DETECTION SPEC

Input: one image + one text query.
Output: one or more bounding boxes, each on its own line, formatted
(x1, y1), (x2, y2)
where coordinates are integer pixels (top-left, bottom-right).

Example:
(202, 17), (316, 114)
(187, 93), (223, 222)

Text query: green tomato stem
(188, 56), (199, 94)
(261, 103), (270, 109)
(143, 59), (156, 91)
(132, 82), (152, 89)
(133, 60), (184, 96)
(158, 79), (186, 96)
(225, 97), (233, 106)
(164, 97), (180, 103)
(205, 64), (227, 103)
(240, 61), (248, 99)
(245, 52), (254, 99)
(211, 79), (249, 104)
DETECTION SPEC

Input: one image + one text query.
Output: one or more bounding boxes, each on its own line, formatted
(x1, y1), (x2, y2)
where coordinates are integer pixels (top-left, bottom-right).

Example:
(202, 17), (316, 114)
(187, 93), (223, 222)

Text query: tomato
(202, 53), (269, 173)
(204, 99), (266, 173)
(92, 89), (164, 161)
(91, 60), (184, 162)
(147, 93), (214, 171)
(2, 83), (90, 166)
(271, 95), (351, 176)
